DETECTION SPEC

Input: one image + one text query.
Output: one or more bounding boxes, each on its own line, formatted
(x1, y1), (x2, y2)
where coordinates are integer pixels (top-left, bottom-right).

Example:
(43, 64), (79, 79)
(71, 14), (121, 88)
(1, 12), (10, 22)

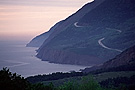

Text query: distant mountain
(82, 45), (135, 73)
(36, 0), (135, 66)
(26, 32), (49, 47)
(26, 21), (64, 47)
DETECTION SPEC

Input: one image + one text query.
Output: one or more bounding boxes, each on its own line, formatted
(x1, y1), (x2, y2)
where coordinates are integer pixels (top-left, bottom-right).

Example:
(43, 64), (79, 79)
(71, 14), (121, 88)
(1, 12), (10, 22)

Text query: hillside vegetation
(1, 68), (135, 90)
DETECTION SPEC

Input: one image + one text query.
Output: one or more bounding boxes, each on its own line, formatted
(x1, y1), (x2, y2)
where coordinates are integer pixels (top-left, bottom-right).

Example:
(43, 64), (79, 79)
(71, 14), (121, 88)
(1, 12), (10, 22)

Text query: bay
(0, 41), (86, 77)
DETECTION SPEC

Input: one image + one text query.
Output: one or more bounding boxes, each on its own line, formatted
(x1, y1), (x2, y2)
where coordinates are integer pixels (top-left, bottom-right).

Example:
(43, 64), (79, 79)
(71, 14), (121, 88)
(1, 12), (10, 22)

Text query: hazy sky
(0, 0), (93, 41)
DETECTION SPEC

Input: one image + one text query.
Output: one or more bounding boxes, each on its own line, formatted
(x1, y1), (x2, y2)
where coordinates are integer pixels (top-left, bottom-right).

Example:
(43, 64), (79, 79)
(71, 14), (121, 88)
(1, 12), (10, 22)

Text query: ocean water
(0, 41), (86, 77)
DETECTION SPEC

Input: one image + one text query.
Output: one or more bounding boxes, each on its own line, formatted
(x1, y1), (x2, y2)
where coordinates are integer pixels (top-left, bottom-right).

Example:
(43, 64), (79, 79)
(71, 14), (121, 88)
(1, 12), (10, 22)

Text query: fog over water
(0, 41), (86, 77)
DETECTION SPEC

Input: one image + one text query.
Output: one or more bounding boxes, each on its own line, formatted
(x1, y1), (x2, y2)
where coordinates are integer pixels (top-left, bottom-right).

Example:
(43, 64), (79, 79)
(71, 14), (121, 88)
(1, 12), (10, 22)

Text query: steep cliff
(37, 0), (135, 66)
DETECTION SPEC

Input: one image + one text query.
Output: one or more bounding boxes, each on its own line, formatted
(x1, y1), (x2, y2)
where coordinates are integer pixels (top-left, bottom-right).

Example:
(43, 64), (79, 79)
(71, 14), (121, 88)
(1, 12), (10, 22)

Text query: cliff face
(37, 0), (135, 66)
(37, 48), (102, 66)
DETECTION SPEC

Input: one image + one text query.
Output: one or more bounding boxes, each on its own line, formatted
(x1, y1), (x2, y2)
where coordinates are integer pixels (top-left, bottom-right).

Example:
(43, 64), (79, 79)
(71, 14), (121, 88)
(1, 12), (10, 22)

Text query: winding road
(74, 22), (122, 52)
(106, 28), (122, 33)
(98, 28), (122, 52)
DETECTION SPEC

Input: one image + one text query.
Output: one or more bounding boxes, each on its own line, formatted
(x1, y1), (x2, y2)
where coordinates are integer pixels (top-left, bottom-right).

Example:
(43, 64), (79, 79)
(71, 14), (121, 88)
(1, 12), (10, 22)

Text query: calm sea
(0, 41), (86, 77)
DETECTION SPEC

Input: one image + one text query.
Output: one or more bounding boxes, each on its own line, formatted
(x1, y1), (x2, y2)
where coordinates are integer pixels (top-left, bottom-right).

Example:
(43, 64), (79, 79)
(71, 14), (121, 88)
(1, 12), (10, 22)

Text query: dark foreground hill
(82, 45), (135, 73)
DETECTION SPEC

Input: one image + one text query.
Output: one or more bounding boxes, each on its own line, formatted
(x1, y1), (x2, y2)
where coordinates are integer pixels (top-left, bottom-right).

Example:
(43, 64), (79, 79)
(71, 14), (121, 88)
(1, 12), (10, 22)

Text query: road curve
(98, 28), (122, 52)
(98, 38), (122, 52)
(106, 28), (122, 33)
(74, 22), (83, 27)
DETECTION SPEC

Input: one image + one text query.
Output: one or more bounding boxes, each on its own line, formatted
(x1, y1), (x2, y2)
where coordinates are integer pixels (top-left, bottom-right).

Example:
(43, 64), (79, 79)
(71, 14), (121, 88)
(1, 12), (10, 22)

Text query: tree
(0, 68), (28, 90)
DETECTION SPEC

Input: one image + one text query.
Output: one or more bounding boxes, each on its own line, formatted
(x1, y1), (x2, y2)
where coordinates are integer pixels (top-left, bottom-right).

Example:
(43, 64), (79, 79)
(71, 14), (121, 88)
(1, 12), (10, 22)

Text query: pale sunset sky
(0, 0), (93, 41)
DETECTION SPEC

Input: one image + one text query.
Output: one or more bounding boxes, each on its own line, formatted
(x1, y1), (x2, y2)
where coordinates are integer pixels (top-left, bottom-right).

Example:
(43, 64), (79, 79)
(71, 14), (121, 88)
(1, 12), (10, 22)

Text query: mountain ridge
(32, 0), (135, 66)
(37, 0), (105, 49)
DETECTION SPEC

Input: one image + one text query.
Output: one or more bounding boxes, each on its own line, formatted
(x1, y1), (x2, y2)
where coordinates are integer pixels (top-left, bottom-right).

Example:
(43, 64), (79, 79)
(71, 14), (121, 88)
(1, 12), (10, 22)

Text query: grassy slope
(103, 17), (135, 50)
(42, 71), (135, 86)
(93, 71), (135, 82)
